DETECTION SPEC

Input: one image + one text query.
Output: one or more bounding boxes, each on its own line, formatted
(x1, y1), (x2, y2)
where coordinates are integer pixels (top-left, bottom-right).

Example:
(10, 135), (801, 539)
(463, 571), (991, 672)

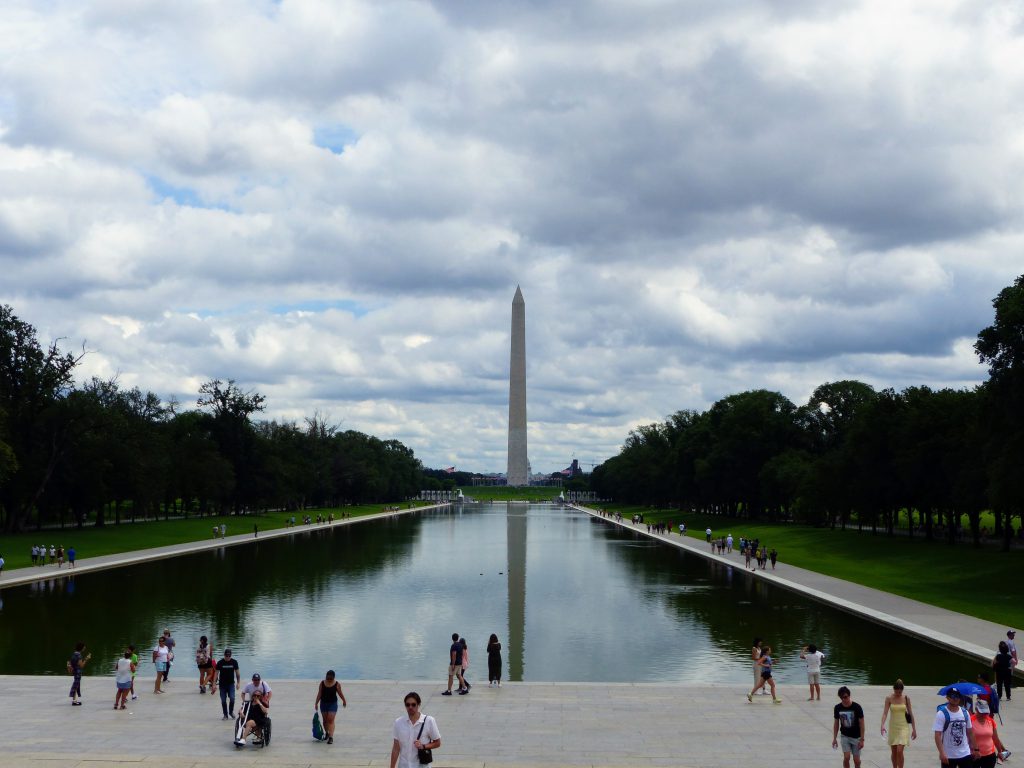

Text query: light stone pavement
(5, 677), (1021, 767)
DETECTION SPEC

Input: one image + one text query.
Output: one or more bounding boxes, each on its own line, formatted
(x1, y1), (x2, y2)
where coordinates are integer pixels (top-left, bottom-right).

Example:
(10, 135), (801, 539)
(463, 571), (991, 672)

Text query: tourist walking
(128, 645), (138, 700)
(747, 645), (780, 703)
(313, 670), (347, 745)
(832, 686), (866, 768)
(487, 633), (502, 686)
(443, 633), (466, 695)
(113, 650), (135, 710)
(751, 638), (763, 691)
(68, 641), (91, 705)
(993, 640), (1013, 701)
(31, 545), (38, 566)
(57, 545), (64, 567)
(879, 679), (915, 768)
(1006, 629), (1018, 667)
(68, 546), (76, 568)
(769, 548), (778, 569)
(215, 648), (240, 719)
(932, 687), (977, 767)
(161, 629), (175, 681)
(0, 552), (5, 577)
(390, 692), (441, 768)
(800, 643), (825, 701)
(460, 636), (471, 692)
(196, 635), (214, 693)
(971, 699), (1008, 767)
(152, 636), (169, 693)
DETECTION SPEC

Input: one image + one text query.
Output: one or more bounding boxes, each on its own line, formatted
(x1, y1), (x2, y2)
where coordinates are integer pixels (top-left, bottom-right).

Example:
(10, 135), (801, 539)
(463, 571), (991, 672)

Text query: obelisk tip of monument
(513, 285), (524, 303)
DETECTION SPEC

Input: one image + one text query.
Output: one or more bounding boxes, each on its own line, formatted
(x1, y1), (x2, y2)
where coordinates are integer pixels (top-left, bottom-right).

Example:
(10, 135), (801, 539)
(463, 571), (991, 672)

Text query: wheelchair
(233, 693), (272, 748)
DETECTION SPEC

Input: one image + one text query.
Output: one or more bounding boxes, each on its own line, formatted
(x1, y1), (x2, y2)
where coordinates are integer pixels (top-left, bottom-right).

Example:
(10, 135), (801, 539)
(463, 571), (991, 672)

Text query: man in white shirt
(1007, 630), (1018, 667)
(800, 644), (825, 701)
(391, 692), (440, 768)
(933, 688), (978, 767)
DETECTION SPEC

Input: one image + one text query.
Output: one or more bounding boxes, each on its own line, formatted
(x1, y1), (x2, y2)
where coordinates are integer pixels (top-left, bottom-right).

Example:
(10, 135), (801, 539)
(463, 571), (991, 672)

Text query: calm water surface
(0, 504), (972, 684)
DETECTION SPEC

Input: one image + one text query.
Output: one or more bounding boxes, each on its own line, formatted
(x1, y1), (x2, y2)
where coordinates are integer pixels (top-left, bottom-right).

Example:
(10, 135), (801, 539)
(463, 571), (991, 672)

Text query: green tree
(975, 274), (1024, 549)
(0, 305), (80, 532)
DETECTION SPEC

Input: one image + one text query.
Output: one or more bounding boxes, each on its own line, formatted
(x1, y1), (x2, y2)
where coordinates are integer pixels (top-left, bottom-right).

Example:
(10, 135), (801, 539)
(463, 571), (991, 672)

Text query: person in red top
(970, 699), (1008, 768)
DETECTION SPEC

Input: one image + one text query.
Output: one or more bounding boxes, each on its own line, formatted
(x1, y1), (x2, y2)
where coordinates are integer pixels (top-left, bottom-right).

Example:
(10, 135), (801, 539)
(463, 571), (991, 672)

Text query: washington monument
(506, 286), (528, 486)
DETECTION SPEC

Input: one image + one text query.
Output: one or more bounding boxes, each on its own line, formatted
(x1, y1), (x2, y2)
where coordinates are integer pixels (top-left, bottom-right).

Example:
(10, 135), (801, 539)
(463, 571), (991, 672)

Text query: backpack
(312, 710), (326, 741)
(196, 644), (210, 665)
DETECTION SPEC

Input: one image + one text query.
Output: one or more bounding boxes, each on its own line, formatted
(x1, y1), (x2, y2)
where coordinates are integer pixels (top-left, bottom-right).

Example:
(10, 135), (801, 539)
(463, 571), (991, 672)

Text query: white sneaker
(131, 695), (138, 700)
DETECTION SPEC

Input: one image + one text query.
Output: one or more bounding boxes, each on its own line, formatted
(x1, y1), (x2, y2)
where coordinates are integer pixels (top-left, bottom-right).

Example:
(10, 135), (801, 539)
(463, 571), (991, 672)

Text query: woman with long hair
(486, 634), (502, 686)
(751, 638), (763, 692)
(880, 679), (916, 768)
(993, 640), (1013, 701)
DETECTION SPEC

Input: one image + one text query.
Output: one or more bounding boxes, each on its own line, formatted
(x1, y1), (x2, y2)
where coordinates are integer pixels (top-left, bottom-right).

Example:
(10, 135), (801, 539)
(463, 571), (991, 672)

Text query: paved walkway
(0, 505), (449, 590)
(3, 677), (1019, 767)
(577, 507), (1011, 665)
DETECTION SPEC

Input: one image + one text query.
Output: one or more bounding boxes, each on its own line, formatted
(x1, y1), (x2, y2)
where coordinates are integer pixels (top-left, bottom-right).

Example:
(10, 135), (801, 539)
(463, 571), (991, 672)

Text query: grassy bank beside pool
(0, 503), (428, 571)
(604, 504), (1024, 630)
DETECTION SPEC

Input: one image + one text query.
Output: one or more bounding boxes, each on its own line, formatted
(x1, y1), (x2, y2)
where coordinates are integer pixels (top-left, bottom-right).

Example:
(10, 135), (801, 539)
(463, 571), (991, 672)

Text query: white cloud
(1, 0), (1022, 473)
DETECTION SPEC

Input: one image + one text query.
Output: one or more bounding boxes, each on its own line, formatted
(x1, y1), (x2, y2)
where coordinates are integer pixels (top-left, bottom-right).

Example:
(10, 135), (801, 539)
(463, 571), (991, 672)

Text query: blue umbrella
(937, 683), (988, 697)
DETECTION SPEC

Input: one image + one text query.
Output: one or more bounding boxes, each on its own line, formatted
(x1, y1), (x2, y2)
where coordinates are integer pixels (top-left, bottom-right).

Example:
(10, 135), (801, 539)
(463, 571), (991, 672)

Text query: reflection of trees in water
(596, 520), (971, 684)
(0, 515), (422, 675)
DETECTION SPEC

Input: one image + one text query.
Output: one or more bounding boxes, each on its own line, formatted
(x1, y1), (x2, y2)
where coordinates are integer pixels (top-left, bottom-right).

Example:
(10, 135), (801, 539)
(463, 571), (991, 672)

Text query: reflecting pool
(0, 504), (972, 684)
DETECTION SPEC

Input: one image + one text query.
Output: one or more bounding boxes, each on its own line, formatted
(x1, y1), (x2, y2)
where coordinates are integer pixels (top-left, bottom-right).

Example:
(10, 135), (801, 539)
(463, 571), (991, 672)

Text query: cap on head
(224, 648), (232, 655)
(1008, 629), (1016, 636)
(252, 673), (261, 681)
(946, 687), (961, 699)
(976, 699), (990, 714)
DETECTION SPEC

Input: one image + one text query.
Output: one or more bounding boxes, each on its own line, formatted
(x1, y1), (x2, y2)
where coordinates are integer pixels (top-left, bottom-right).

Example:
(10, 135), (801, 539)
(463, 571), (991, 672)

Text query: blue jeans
(220, 683), (235, 717)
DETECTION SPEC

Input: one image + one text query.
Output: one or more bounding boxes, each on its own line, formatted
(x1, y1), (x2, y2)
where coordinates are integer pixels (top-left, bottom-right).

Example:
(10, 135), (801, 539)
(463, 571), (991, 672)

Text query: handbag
(416, 719), (433, 764)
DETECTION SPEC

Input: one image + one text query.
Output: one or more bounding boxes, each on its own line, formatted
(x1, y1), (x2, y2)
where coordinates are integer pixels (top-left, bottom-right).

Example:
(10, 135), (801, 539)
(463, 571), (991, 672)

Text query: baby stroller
(233, 692), (271, 748)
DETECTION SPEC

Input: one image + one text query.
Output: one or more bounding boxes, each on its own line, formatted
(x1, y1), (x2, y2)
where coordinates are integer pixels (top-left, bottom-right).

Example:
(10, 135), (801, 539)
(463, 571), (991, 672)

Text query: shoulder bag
(416, 718), (433, 764)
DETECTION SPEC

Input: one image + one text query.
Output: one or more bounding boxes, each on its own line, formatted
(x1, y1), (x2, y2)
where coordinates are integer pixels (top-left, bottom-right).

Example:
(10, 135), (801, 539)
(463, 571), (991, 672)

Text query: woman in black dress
(486, 634), (502, 686)
(993, 641), (1013, 701)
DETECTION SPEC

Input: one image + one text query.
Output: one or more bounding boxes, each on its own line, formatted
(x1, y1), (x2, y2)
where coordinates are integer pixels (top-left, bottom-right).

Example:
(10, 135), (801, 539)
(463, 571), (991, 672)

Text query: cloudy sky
(1, 1), (1022, 474)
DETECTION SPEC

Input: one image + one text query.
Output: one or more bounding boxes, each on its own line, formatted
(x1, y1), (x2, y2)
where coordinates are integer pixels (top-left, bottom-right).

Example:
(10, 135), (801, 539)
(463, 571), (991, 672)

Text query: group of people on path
(29, 544), (76, 568)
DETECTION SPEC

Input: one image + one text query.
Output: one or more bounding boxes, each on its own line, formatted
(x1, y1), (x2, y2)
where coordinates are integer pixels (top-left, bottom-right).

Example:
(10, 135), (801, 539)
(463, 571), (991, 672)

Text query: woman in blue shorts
(313, 670), (347, 745)
(747, 645), (781, 703)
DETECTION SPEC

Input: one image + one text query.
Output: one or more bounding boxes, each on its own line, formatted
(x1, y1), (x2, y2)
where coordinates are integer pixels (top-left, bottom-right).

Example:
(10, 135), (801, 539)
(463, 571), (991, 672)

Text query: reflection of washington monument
(506, 504), (527, 680)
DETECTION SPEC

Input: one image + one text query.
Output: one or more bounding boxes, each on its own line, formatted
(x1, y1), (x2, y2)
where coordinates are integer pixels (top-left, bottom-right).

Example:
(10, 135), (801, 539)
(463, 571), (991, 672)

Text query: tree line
(592, 275), (1024, 550)
(0, 305), (424, 533)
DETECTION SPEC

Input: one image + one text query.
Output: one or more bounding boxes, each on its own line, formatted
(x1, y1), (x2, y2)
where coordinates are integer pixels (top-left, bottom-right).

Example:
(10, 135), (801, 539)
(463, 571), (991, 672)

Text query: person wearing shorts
(114, 650), (135, 709)
(833, 686), (865, 768)
(314, 670), (347, 745)
(801, 644), (825, 701)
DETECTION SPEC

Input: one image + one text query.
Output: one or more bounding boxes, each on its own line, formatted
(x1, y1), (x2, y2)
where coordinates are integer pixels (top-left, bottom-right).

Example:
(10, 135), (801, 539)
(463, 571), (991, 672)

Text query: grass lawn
(0, 502), (428, 571)
(461, 486), (566, 501)
(604, 504), (1024, 631)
